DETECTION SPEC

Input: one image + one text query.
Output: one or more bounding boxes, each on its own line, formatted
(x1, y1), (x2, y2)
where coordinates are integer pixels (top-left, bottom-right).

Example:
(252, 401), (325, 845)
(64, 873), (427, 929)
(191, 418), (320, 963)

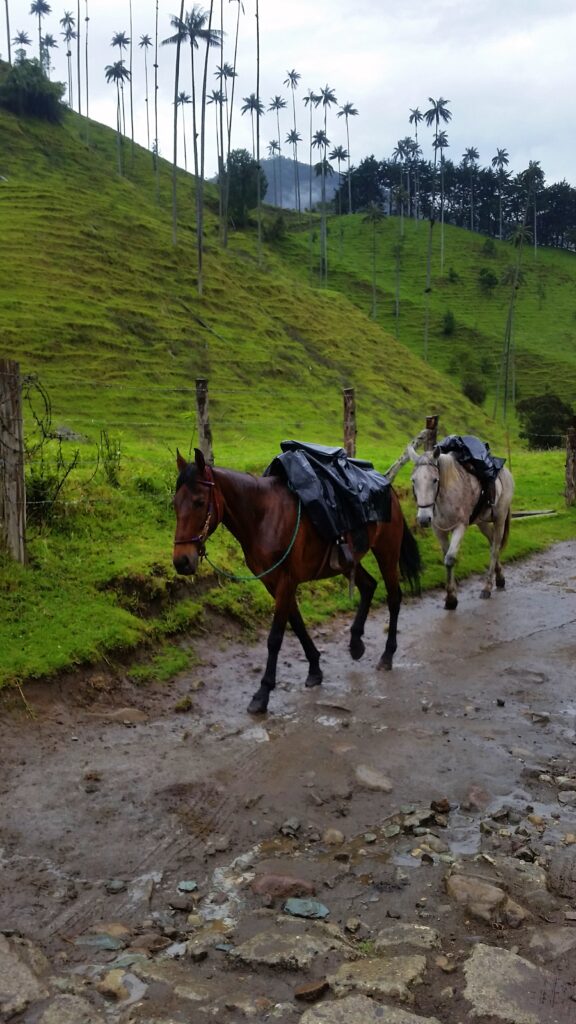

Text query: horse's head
(408, 446), (440, 527)
(172, 448), (222, 575)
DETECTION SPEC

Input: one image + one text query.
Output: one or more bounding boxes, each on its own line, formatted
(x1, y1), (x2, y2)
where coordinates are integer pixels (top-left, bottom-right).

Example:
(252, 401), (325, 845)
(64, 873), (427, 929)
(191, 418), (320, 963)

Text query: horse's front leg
(288, 601), (323, 688)
(433, 525), (457, 610)
(350, 563), (377, 661)
(247, 580), (295, 715)
(372, 553), (401, 671)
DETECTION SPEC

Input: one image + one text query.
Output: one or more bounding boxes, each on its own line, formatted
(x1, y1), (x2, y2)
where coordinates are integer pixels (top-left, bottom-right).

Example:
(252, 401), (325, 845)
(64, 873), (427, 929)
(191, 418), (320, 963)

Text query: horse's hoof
(247, 692), (269, 714)
(377, 655), (393, 671)
(496, 576), (506, 590)
(480, 589), (491, 600)
(350, 637), (365, 661)
(444, 555), (456, 567)
(445, 595), (458, 610)
(305, 672), (323, 689)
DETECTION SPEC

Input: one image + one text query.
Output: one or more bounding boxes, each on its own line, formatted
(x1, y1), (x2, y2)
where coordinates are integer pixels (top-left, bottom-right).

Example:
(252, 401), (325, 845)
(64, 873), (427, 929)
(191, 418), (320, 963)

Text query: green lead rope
(204, 498), (302, 582)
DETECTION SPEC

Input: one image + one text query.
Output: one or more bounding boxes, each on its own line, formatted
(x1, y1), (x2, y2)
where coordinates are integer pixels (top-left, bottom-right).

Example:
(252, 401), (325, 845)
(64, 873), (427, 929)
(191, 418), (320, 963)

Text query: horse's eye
(193, 497), (205, 508)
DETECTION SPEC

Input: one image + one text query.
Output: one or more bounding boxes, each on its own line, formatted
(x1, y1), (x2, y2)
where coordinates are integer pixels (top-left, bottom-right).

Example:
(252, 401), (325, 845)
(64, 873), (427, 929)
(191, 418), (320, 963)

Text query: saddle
(436, 434), (505, 522)
(264, 440), (391, 567)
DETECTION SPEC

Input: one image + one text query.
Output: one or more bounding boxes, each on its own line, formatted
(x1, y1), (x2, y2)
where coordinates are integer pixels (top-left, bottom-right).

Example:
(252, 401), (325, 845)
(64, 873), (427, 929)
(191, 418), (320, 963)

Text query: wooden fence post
(0, 359), (27, 563)
(343, 387), (356, 457)
(195, 378), (214, 466)
(425, 414), (439, 450)
(566, 416), (576, 507)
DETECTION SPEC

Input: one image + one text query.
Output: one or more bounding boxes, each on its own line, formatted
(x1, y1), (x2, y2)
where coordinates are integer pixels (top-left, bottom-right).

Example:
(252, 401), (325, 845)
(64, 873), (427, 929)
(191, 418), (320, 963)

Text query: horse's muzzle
(416, 509), (433, 527)
(173, 551), (198, 575)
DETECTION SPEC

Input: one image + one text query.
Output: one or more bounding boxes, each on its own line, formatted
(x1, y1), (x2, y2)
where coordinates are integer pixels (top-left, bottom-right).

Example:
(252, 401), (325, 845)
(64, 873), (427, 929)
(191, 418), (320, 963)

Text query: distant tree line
(335, 152), (576, 251)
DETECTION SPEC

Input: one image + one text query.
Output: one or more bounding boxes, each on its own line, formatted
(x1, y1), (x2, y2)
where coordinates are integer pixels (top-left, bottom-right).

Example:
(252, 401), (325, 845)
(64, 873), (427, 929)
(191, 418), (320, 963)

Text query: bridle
(173, 466), (224, 556)
(412, 456), (440, 513)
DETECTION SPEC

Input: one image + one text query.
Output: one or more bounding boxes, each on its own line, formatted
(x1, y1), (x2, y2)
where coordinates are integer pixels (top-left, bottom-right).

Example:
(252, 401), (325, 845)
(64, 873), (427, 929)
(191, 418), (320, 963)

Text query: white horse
(408, 445), (515, 609)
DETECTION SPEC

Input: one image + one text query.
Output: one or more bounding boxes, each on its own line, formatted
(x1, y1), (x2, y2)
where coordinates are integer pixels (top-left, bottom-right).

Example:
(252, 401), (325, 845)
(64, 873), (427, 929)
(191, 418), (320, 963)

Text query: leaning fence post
(195, 377), (214, 466)
(566, 416), (576, 507)
(343, 387), (356, 457)
(425, 414), (439, 450)
(0, 359), (27, 563)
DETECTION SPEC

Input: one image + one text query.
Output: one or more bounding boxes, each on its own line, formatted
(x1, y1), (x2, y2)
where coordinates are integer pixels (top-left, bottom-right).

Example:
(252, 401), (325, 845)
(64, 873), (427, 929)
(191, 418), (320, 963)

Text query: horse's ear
(194, 447), (206, 473)
(407, 444), (419, 463)
(176, 448), (187, 472)
(433, 445), (441, 458)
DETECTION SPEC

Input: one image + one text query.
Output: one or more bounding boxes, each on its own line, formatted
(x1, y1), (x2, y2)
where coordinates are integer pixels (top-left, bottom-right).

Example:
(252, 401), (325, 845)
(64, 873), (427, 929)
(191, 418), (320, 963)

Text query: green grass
(0, 101), (575, 690)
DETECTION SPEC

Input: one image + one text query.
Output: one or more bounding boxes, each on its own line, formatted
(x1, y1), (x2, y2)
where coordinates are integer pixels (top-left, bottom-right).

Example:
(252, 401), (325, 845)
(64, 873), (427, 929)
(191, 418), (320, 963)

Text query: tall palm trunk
(115, 82), (122, 174)
(308, 101), (314, 278)
(440, 156), (446, 273)
(197, 0), (215, 297)
(255, 0), (262, 260)
(223, 0), (241, 246)
(290, 87), (300, 216)
(424, 142), (439, 361)
(4, 0), (11, 64)
(345, 115), (352, 214)
(172, 0), (186, 246)
(129, 0), (134, 160)
(153, 0), (159, 191)
(181, 103), (188, 169)
(76, 0), (81, 114)
(217, 0), (224, 241)
(84, 0), (90, 141)
(36, 12), (42, 65)
(189, 39), (200, 231)
(143, 46), (150, 149)
(275, 109), (282, 208)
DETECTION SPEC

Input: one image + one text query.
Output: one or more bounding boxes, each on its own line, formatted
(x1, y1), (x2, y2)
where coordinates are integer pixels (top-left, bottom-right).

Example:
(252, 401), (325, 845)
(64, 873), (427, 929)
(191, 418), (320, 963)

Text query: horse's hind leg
(350, 563), (377, 661)
(372, 552), (401, 671)
(477, 518), (505, 599)
(288, 601), (323, 688)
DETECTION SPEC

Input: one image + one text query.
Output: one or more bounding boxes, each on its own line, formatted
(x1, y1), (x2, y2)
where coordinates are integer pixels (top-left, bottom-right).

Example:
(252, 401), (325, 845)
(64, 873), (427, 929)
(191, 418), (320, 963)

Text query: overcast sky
(4, 0), (575, 185)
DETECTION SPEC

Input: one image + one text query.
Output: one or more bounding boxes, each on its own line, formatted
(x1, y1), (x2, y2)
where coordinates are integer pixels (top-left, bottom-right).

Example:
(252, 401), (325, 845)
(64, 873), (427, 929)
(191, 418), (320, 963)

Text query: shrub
(447, 267), (460, 283)
(462, 376), (487, 406)
(442, 310), (456, 335)
(0, 59), (66, 122)
(478, 267), (498, 295)
(517, 394), (574, 449)
(481, 238), (496, 257)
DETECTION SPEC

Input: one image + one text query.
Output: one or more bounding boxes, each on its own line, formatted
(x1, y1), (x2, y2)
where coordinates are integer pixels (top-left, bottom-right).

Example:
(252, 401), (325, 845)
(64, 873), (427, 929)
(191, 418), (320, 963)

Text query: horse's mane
(176, 463), (198, 491)
(438, 452), (465, 489)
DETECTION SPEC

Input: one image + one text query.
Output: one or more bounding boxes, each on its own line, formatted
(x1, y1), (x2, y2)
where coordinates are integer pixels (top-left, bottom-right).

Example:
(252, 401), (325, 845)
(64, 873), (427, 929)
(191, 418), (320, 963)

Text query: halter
(173, 466), (224, 554)
(413, 455), (440, 512)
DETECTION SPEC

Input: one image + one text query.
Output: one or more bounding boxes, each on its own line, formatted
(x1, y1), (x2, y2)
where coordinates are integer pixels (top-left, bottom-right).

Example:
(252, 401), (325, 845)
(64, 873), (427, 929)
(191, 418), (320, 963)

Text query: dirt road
(1, 542), (576, 1023)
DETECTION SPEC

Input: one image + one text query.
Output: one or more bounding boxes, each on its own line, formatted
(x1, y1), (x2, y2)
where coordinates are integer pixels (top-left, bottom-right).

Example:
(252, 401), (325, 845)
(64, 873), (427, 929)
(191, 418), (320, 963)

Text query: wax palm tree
(153, 0), (159, 178)
(139, 34), (152, 150)
(362, 202), (385, 319)
(111, 31), (129, 133)
(60, 12), (75, 106)
(255, 0), (262, 258)
(222, 0), (243, 246)
(75, 0), (81, 113)
(127, 0), (134, 156)
(336, 101), (357, 214)
(208, 87), (224, 170)
(434, 129), (449, 271)
(241, 92), (263, 157)
(4, 0), (11, 63)
(268, 95), (286, 207)
(284, 69), (301, 212)
(303, 89), (320, 212)
(462, 145), (479, 231)
(83, 0), (89, 122)
(167, 1), (186, 246)
(214, 64), (233, 236)
(105, 60), (130, 174)
(41, 32), (57, 76)
(392, 138), (409, 234)
(177, 91), (191, 169)
(330, 144), (347, 216)
(408, 107), (423, 220)
(267, 138), (279, 204)
(29, 0), (51, 68)
(422, 96), (451, 359)
(312, 127), (330, 282)
(491, 147), (509, 240)
(13, 29), (31, 62)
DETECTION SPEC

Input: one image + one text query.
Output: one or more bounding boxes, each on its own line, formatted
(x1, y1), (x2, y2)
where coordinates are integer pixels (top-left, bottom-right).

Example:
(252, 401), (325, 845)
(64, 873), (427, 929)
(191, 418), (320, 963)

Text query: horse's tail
(400, 516), (422, 595)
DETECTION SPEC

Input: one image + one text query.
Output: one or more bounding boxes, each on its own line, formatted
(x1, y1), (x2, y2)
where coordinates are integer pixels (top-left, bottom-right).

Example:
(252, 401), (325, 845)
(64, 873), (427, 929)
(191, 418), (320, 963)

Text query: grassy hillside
(0, 102), (574, 691)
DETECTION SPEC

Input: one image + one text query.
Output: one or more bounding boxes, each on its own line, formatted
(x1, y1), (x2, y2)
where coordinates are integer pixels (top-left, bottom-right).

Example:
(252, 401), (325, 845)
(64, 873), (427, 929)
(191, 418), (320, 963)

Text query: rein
(204, 498), (302, 582)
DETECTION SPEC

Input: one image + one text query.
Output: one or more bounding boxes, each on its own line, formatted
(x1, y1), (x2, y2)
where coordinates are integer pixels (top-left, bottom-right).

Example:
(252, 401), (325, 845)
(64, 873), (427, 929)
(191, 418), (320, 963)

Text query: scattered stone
(445, 873), (507, 923)
(529, 925), (576, 961)
(96, 968), (130, 1001)
(300, 997), (442, 1023)
(74, 933), (126, 951)
(252, 874), (316, 900)
(344, 918), (361, 934)
(323, 828), (345, 845)
(280, 817), (301, 836)
(558, 791), (576, 806)
(530, 711), (551, 725)
(328, 954), (427, 1001)
(493, 856), (558, 916)
(463, 942), (561, 1023)
(132, 959), (213, 1002)
(547, 848), (576, 900)
(168, 894), (194, 911)
(38, 995), (105, 1024)
(383, 823), (401, 838)
(430, 798), (451, 815)
(230, 920), (356, 970)
(375, 923), (440, 951)
(177, 880), (198, 893)
(284, 897), (330, 920)
(105, 879), (127, 894)
(294, 978), (330, 1001)
(435, 954), (457, 973)
(354, 765), (393, 792)
(462, 785), (490, 811)
(0, 934), (49, 1018)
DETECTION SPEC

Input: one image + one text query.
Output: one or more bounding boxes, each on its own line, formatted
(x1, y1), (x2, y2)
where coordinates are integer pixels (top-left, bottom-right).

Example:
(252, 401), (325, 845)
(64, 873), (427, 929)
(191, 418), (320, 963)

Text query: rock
(323, 828), (345, 845)
(462, 785), (490, 811)
(38, 995), (105, 1024)
(132, 960), (213, 1003)
(300, 997), (442, 1023)
(106, 707), (147, 724)
(375, 922), (440, 951)
(354, 765), (393, 792)
(294, 978), (330, 1001)
(283, 897), (330, 919)
(327, 954), (427, 1001)
(177, 880), (198, 892)
(493, 856), (558, 915)
(547, 848), (576, 899)
(252, 874), (316, 900)
(129, 931), (170, 952)
(230, 920), (356, 970)
(0, 934), (49, 1018)
(174, 695), (193, 712)
(557, 790), (576, 806)
(463, 942), (567, 1022)
(445, 873), (508, 923)
(74, 933), (126, 951)
(280, 817), (301, 836)
(529, 925), (576, 962)
(96, 968), (130, 1001)
(169, 894), (194, 911)
(105, 879), (127, 894)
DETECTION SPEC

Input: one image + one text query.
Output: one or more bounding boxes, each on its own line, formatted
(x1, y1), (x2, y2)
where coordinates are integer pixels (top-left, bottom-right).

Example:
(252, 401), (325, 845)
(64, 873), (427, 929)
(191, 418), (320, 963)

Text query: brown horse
(172, 449), (421, 714)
